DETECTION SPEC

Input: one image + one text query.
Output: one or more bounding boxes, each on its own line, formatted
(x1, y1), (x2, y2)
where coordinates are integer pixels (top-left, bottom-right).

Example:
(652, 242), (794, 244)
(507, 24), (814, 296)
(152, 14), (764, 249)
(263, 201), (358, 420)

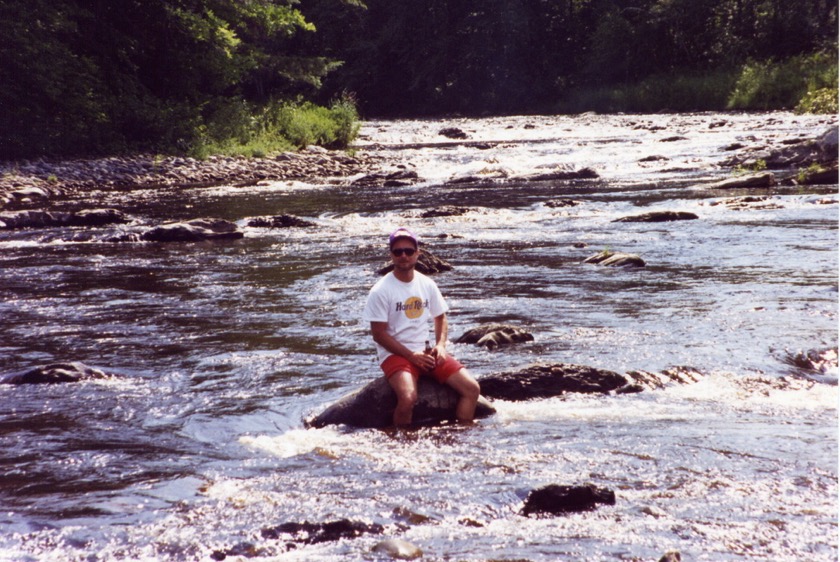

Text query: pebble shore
(0, 145), (392, 210)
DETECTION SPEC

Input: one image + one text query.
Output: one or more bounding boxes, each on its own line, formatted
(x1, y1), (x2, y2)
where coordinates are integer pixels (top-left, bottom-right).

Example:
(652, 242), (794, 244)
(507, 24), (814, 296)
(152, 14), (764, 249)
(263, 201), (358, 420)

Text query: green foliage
(796, 88), (839, 115)
(727, 52), (839, 110)
(0, 0), (352, 160)
(558, 70), (738, 113)
(189, 96), (359, 158)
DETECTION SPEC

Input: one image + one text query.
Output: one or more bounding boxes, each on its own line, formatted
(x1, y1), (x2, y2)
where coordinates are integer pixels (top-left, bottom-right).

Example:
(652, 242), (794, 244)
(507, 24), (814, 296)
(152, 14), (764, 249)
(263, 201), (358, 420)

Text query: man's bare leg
(388, 370), (418, 426)
(445, 369), (481, 422)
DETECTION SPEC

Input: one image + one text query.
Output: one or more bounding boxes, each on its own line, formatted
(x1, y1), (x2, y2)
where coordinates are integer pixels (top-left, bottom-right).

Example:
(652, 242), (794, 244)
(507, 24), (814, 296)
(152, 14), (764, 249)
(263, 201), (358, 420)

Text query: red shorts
(380, 354), (464, 384)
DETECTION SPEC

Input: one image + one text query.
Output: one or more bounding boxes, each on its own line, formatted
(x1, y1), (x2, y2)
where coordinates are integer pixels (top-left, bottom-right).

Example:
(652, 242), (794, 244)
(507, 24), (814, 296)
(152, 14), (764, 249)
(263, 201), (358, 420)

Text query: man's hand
(411, 351), (437, 371)
(432, 344), (448, 365)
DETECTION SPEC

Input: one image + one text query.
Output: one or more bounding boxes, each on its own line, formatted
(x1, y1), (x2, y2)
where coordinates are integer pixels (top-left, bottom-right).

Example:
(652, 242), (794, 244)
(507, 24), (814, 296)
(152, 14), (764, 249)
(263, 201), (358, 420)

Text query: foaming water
(0, 112), (837, 561)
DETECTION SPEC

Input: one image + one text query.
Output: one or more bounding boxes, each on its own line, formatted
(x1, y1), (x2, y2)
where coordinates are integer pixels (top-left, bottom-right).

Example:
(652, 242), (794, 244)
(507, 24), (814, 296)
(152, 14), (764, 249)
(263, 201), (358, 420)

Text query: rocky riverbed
(0, 145), (399, 211)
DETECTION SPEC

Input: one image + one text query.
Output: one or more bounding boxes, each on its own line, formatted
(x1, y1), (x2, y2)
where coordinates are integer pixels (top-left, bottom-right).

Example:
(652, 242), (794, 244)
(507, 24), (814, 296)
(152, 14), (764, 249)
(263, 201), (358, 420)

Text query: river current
(0, 112), (837, 561)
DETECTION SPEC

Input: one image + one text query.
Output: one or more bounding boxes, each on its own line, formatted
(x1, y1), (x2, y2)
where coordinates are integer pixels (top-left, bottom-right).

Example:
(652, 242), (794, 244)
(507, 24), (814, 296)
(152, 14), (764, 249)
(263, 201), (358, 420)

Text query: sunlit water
(0, 112), (837, 561)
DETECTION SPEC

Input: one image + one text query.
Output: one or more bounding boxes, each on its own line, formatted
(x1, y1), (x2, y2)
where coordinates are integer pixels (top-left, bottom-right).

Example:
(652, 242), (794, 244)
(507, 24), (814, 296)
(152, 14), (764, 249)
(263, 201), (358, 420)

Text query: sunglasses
(391, 247), (416, 257)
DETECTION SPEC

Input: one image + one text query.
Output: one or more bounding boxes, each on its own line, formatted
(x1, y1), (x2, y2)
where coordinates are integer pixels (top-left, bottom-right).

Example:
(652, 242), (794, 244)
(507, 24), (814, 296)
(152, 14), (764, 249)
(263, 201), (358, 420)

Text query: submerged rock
(261, 519), (383, 545)
(377, 248), (453, 276)
(140, 218), (243, 242)
(372, 539), (423, 560)
(478, 363), (631, 401)
(613, 211), (699, 223)
(1, 362), (111, 384)
(515, 167), (598, 182)
(583, 250), (646, 267)
(454, 324), (534, 350)
(521, 484), (616, 516)
(439, 127), (469, 139)
(352, 169), (420, 187)
(419, 206), (473, 218)
(0, 208), (129, 229)
(247, 214), (317, 228)
(306, 376), (496, 429)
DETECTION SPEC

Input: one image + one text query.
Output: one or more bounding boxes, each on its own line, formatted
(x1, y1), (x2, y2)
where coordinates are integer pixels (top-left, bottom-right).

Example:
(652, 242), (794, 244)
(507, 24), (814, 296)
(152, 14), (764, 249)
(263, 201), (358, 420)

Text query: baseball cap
(389, 227), (418, 248)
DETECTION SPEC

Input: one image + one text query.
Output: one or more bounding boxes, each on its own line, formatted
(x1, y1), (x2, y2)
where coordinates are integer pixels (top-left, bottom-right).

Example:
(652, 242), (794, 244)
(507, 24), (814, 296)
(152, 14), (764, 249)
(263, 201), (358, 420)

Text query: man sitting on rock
(362, 228), (480, 426)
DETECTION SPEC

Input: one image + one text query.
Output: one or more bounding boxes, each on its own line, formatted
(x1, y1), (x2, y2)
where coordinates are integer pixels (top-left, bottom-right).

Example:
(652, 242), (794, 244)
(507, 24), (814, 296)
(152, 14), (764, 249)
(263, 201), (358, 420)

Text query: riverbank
(0, 146), (395, 211)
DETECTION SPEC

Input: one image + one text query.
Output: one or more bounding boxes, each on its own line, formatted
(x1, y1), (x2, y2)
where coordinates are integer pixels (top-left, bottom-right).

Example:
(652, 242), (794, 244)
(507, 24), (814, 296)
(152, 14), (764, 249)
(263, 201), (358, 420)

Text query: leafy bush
(557, 70), (738, 113)
(728, 52), (838, 111)
(796, 88), (839, 114)
(188, 97), (360, 159)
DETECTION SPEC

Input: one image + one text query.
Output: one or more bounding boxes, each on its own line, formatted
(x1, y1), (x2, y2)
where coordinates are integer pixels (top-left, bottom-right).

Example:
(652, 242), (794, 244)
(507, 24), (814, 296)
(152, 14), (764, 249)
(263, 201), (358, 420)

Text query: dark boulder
(583, 250), (646, 267)
(1, 362), (111, 384)
(0, 208), (129, 229)
(439, 127), (469, 139)
(454, 324), (534, 350)
(478, 363), (631, 401)
(377, 248), (453, 276)
(140, 218), (243, 242)
(352, 169), (420, 187)
(305, 376), (496, 429)
(261, 519), (384, 545)
(797, 163), (839, 186)
(419, 206), (473, 218)
(545, 199), (580, 208)
(516, 167), (599, 182)
(247, 214), (316, 228)
(521, 484), (616, 516)
(659, 551), (682, 562)
(613, 211), (698, 223)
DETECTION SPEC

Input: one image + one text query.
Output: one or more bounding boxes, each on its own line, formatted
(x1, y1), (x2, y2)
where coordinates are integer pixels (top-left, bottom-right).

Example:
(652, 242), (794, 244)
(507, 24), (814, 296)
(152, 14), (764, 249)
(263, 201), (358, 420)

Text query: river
(0, 112), (837, 561)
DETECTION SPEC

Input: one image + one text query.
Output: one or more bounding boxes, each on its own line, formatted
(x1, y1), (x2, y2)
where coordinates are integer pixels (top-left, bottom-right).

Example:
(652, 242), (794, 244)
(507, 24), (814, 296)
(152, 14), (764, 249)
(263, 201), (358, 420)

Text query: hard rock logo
(396, 296), (428, 319)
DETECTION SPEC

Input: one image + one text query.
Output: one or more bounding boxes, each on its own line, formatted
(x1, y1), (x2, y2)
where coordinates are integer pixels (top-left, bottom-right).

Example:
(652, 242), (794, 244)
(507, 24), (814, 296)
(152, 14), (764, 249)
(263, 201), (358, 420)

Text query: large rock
(478, 363), (632, 401)
(454, 324), (534, 350)
(1, 362), (111, 384)
(583, 250), (646, 267)
(706, 172), (775, 190)
(521, 484), (616, 516)
(140, 218), (243, 242)
(306, 376), (496, 429)
(377, 248), (453, 276)
(0, 208), (129, 229)
(613, 211), (699, 223)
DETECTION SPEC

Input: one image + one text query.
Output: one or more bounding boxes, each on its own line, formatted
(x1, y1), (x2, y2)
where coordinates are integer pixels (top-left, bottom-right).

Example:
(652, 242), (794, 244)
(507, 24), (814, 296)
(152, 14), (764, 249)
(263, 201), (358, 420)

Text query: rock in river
(583, 250), (646, 267)
(613, 211), (699, 223)
(478, 363), (633, 401)
(1, 362), (111, 384)
(521, 484), (616, 516)
(306, 376), (496, 429)
(0, 208), (129, 229)
(454, 323), (534, 349)
(377, 247), (453, 276)
(140, 218), (243, 242)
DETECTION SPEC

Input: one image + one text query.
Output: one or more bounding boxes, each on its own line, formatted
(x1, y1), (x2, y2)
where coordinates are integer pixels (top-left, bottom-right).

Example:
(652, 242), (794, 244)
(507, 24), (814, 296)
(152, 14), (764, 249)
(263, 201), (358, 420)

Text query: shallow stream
(1, 112), (837, 561)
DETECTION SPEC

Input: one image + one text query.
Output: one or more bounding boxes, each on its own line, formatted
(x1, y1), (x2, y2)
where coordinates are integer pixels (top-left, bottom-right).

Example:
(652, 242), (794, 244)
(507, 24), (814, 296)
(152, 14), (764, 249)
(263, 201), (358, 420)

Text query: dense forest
(1, 0), (836, 160)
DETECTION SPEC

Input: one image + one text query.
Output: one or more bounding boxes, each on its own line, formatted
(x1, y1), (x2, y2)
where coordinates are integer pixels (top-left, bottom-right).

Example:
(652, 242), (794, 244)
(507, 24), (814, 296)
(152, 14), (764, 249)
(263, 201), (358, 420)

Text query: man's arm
(370, 321), (436, 371)
(433, 313), (449, 362)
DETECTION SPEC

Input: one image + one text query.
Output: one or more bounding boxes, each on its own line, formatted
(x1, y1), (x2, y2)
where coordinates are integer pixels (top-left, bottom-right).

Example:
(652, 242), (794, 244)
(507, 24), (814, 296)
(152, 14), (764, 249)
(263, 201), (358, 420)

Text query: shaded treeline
(1, 0), (836, 160)
(0, 0), (357, 159)
(305, 0), (837, 116)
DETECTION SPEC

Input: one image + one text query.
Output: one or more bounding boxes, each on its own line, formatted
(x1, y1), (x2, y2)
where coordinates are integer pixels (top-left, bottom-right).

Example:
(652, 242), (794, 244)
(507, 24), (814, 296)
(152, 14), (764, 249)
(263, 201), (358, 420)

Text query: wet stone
(521, 484), (616, 516)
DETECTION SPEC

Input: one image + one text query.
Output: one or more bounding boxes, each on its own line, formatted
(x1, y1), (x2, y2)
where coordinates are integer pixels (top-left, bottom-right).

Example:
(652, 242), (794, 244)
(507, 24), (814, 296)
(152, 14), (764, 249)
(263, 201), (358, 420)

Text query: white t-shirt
(362, 271), (449, 364)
